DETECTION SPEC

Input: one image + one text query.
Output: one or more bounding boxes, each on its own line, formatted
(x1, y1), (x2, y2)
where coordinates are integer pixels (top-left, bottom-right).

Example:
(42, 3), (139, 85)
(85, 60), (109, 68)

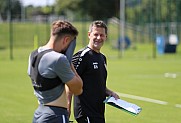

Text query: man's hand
(106, 87), (120, 100)
(110, 91), (120, 100)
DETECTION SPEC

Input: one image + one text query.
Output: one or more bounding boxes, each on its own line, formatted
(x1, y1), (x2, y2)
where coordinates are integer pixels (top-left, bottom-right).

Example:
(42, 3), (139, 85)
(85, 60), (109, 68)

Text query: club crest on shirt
(93, 62), (98, 69)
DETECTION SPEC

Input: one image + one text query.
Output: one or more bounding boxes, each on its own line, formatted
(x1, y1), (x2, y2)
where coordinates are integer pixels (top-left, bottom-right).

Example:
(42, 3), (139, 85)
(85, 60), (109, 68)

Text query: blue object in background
(156, 36), (165, 54)
(118, 36), (131, 50)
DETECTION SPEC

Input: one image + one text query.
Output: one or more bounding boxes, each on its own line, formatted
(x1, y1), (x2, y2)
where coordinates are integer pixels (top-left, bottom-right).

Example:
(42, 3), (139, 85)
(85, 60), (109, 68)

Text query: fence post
(8, 0), (13, 60)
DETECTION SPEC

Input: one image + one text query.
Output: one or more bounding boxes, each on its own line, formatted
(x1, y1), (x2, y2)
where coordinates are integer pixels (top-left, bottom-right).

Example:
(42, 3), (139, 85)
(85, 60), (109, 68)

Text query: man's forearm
(65, 85), (73, 117)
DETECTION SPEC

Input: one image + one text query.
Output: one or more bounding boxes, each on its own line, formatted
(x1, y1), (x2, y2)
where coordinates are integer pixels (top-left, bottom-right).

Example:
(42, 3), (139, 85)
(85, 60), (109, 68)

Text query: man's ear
(88, 32), (91, 39)
(63, 36), (69, 45)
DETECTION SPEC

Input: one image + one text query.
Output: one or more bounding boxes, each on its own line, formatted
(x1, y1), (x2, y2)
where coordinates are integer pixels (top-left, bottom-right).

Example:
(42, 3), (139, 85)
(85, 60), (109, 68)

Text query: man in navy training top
(68, 20), (120, 123)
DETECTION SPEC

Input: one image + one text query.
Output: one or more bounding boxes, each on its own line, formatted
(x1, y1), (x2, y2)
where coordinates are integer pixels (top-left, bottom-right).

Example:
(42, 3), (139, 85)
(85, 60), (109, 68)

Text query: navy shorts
(33, 105), (69, 123)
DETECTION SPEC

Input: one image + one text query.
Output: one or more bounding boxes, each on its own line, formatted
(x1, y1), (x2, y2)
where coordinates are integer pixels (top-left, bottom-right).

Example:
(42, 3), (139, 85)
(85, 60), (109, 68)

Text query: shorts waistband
(43, 105), (67, 110)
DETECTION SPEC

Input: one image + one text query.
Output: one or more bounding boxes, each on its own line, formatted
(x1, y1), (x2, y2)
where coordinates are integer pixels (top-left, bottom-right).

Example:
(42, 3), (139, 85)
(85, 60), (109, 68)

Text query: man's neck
(87, 44), (100, 53)
(44, 39), (62, 53)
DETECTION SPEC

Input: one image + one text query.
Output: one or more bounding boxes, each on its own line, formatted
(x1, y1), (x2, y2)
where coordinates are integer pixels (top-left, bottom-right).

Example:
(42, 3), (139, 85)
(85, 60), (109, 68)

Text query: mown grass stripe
(117, 92), (168, 105)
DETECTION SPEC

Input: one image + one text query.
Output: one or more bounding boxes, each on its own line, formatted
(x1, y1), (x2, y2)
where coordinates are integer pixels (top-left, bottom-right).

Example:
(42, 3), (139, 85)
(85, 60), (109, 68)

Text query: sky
(20, 0), (56, 6)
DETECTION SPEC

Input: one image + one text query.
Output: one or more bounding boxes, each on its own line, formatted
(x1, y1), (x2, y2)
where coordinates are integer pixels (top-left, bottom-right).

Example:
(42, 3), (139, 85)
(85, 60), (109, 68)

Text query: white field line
(117, 92), (168, 105)
(175, 104), (181, 108)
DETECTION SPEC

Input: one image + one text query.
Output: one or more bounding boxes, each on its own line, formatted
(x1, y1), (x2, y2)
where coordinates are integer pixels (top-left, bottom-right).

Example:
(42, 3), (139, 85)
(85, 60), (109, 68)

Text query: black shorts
(76, 116), (105, 123)
(33, 105), (69, 123)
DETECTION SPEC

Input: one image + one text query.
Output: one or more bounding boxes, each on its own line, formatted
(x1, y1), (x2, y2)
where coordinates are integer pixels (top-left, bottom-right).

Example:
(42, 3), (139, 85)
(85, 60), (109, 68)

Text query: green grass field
(0, 43), (181, 123)
(0, 22), (181, 123)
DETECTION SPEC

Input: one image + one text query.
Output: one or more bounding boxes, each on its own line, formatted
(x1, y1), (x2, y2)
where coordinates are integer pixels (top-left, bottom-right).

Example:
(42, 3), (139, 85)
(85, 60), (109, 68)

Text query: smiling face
(88, 26), (107, 53)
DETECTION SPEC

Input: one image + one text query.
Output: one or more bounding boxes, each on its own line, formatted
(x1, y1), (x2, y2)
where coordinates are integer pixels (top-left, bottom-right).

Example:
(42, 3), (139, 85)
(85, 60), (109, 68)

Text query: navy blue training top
(72, 46), (107, 119)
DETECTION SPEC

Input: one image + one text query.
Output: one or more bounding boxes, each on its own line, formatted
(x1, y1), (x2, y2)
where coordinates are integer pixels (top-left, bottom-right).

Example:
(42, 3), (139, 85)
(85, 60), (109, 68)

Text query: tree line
(0, 0), (180, 25)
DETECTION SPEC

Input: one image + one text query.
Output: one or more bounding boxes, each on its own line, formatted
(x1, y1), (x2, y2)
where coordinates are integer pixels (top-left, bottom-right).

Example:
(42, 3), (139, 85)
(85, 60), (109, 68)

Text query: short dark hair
(88, 20), (108, 35)
(51, 20), (78, 37)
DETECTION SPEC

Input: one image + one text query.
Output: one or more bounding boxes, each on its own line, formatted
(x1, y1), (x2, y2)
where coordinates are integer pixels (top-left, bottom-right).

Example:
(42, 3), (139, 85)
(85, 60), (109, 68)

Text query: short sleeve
(72, 51), (87, 76)
(54, 55), (75, 83)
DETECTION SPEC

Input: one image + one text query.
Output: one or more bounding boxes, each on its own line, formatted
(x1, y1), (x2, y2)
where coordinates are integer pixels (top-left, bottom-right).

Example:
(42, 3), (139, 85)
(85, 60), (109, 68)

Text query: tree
(0, 0), (22, 21)
(80, 0), (119, 21)
(55, 0), (119, 21)
(54, 0), (181, 24)
(125, 0), (181, 25)
(55, 0), (81, 15)
(41, 6), (55, 15)
(11, 0), (22, 20)
(0, 0), (9, 20)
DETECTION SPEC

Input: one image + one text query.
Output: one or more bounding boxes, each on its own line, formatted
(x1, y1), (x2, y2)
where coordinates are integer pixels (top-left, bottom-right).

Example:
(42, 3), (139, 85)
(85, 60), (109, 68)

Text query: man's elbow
(74, 88), (83, 96)
(74, 80), (83, 95)
(66, 77), (83, 95)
